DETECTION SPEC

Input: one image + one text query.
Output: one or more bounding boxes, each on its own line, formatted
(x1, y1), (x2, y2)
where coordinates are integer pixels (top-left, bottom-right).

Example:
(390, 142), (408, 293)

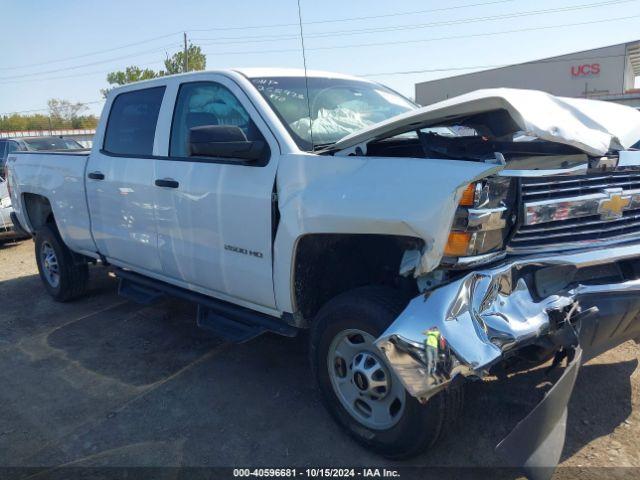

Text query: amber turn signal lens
(444, 231), (472, 257)
(459, 183), (477, 206)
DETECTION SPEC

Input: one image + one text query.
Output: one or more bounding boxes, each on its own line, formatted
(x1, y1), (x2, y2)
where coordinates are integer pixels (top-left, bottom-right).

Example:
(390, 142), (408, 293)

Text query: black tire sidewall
(35, 224), (83, 301)
(310, 288), (445, 459)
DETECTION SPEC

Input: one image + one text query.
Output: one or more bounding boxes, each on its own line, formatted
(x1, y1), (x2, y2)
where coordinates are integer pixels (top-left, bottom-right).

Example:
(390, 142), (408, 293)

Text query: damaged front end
(376, 244), (640, 402)
(375, 152), (640, 477)
(325, 87), (640, 476)
(377, 244), (640, 477)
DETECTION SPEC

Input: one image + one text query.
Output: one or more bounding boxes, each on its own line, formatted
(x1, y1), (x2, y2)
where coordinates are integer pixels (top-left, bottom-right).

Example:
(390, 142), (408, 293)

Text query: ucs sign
(571, 63), (600, 77)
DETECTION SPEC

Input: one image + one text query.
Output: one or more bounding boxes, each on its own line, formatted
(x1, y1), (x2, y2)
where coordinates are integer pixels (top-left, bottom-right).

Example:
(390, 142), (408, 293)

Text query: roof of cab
(107, 68), (374, 94)
(232, 67), (371, 82)
(104, 67), (380, 104)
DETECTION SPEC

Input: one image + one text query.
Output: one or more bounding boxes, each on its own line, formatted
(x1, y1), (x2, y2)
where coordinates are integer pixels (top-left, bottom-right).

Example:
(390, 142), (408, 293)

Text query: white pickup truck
(7, 68), (640, 475)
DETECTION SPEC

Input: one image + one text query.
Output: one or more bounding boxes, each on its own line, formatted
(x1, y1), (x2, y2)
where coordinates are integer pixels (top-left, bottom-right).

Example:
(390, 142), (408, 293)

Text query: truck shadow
(46, 295), (225, 387)
(446, 358), (637, 466)
(1, 267), (637, 470)
(0, 239), (24, 250)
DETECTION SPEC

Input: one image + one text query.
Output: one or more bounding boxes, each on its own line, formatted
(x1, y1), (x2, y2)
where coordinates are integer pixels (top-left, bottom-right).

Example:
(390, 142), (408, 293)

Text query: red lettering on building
(571, 63), (601, 76)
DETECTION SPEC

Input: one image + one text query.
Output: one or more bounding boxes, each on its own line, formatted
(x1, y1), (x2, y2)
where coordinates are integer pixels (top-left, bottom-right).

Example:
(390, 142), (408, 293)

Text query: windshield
(23, 137), (83, 151)
(250, 76), (415, 151)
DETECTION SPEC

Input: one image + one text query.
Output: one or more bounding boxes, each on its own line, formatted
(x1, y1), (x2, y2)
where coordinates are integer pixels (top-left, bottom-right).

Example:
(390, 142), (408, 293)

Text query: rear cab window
(103, 86), (165, 156)
(22, 137), (84, 151)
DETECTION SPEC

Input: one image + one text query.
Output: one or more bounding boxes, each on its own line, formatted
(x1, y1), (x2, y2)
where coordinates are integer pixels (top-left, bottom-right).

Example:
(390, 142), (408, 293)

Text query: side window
(7, 141), (20, 154)
(0, 141), (19, 169)
(103, 86), (165, 156)
(169, 81), (266, 160)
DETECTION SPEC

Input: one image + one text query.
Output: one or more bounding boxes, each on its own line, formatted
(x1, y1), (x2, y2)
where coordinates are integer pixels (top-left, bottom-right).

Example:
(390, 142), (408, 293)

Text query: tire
(310, 286), (462, 459)
(35, 223), (88, 302)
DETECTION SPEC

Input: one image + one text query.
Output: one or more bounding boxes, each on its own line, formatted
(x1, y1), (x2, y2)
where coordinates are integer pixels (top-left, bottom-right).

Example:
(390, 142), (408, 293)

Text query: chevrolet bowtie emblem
(598, 188), (631, 220)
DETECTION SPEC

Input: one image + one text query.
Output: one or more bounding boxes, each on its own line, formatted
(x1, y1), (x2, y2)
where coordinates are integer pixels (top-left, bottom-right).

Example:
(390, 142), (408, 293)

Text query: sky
(1, 0), (639, 116)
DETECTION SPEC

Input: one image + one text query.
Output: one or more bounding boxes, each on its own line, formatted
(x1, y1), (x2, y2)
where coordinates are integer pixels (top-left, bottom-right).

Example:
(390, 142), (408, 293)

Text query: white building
(415, 40), (640, 109)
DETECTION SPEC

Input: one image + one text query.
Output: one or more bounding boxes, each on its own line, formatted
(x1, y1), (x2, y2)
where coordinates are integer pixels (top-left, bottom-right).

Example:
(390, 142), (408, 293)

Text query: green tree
(106, 66), (158, 86)
(0, 114), (28, 132)
(101, 66), (158, 97)
(71, 115), (99, 129)
(162, 43), (206, 74)
(48, 98), (88, 128)
(26, 114), (53, 130)
(102, 43), (207, 98)
(0, 111), (98, 133)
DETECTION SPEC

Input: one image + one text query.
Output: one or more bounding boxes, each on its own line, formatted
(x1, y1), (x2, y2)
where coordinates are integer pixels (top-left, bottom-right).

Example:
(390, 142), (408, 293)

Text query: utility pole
(183, 32), (188, 73)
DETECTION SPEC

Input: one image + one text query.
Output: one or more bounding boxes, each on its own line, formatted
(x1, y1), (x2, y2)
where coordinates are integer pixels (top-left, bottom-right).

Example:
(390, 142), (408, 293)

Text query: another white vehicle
(7, 69), (640, 476)
(1, 174), (29, 243)
(1, 136), (85, 243)
(1, 177), (14, 240)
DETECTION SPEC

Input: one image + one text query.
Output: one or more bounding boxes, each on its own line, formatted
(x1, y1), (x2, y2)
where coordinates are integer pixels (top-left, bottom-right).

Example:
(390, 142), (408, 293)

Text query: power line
(0, 51), (629, 89)
(193, 0), (634, 46)
(0, 1), (515, 73)
(1, 9), (636, 88)
(297, 0), (634, 39)
(307, 0), (518, 25)
(0, 0), (627, 84)
(196, 14), (640, 57)
(0, 100), (104, 117)
(188, 0), (518, 32)
(358, 53), (629, 77)
(0, 32), (183, 71)
(1, 16), (636, 87)
(0, 44), (181, 82)
(0, 59), (167, 86)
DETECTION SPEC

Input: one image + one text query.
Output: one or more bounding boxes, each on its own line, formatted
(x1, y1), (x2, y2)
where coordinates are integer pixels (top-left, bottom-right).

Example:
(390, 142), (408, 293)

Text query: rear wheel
(310, 286), (462, 459)
(35, 224), (88, 302)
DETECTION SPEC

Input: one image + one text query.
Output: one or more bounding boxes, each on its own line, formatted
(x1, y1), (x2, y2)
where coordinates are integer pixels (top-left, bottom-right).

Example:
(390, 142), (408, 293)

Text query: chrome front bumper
(376, 242), (640, 401)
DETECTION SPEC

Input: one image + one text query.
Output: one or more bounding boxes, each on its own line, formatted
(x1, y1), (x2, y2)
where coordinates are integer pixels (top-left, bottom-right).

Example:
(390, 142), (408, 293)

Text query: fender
(272, 152), (500, 313)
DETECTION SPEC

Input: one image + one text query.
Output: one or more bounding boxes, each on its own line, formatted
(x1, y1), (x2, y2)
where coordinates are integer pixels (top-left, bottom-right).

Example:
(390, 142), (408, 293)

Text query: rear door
(152, 76), (279, 309)
(85, 86), (165, 274)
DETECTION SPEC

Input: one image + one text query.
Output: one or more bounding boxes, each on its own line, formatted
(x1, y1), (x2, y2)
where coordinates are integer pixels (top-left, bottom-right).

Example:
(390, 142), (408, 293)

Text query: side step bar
(116, 269), (298, 343)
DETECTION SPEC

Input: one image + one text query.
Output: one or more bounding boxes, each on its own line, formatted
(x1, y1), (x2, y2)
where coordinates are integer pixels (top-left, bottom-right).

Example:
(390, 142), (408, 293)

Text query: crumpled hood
(332, 88), (640, 157)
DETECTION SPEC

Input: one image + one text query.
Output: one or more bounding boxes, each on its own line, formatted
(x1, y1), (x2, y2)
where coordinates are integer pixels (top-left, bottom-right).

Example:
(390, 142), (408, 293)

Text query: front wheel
(35, 224), (88, 302)
(310, 287), (462, 459)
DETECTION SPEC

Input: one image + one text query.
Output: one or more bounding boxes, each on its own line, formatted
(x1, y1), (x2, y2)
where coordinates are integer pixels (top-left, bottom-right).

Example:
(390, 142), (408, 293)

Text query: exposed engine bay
(365, 130), (587, 164)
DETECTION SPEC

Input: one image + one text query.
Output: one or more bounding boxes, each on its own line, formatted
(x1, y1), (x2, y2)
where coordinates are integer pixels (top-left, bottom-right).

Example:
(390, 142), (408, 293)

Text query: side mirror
(189, 125), (266, 162)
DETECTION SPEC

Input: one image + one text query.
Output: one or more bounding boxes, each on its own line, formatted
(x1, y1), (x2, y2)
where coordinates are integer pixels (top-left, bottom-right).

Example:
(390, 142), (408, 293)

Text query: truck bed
(8, 151), (96, 255)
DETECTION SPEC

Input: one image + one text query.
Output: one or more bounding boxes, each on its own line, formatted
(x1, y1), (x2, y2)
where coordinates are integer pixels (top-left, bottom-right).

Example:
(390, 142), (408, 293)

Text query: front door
(86, 86), (165, 274)
(153, 77), (279, 309)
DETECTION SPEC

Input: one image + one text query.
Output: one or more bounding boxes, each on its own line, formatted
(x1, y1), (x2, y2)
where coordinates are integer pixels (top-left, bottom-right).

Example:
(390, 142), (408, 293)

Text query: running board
(118, 276), (165, 304)
(115, 269), (297, 343)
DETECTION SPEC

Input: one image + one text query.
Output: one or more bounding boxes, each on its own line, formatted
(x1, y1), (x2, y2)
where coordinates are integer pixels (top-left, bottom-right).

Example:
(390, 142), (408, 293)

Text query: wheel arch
(22, 192), (55, 232)
(289, 233), (423, 323)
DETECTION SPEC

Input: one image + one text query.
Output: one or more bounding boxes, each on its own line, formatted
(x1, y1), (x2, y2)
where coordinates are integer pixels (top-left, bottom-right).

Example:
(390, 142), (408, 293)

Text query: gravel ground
(1, 239), (639, 479)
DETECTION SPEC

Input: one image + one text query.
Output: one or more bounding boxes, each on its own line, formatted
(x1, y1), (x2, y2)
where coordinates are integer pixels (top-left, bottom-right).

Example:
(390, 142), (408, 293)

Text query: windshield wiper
(312, 142), (336, 152)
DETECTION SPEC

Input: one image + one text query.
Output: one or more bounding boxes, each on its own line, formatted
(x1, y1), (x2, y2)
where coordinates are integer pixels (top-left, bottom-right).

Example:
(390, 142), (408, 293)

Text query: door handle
(155, 178), (179, 188)
(87, 171), (105, 180)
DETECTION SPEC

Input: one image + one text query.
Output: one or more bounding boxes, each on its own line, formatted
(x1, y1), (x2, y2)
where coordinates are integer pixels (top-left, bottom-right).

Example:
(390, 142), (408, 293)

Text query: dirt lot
(1, 239), (639, 478)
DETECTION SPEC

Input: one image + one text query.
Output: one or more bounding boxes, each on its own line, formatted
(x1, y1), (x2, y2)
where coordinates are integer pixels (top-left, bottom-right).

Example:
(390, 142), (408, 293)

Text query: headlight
(443, 176), (515, 265)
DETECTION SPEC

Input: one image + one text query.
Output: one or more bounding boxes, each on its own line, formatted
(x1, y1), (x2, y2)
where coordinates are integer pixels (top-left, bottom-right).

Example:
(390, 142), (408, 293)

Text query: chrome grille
(520, 171), (640, 200)
(509, 170), (640, 252)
